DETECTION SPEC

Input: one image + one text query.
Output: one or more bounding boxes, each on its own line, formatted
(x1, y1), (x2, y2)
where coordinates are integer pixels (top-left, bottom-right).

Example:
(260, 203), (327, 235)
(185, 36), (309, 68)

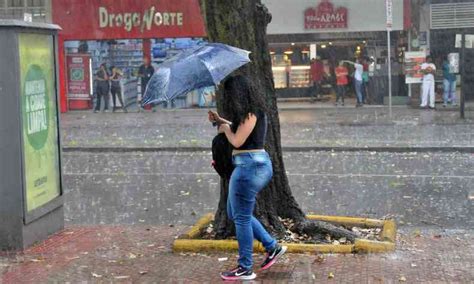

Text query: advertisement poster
(455, 34), (474, 49)
(404, 51), (426, 84)
(19, 33), (61, 212)
(66, 54), (91, 99)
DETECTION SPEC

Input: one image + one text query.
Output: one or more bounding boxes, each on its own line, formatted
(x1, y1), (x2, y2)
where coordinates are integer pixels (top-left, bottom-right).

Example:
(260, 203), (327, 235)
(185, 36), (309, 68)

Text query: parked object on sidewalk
(141, 43), (250, 106)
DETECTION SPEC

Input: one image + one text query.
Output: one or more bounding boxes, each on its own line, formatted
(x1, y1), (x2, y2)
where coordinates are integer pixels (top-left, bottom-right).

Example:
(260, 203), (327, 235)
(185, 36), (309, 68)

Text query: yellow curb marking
(174, 214), (396, 254)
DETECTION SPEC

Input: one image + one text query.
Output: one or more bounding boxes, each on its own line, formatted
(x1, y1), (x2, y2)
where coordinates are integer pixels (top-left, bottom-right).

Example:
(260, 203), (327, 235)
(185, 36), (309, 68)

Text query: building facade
(0, 0), (50, 22)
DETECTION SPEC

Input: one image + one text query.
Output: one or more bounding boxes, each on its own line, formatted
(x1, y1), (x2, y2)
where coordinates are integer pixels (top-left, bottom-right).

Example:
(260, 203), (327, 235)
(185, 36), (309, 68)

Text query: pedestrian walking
(308, 57), (324, 102)
(344, 59), (364, 107)
(442, 55), (457, 107)
(208, 75), (287, 281)
(335, 61), (348, 106)
(110, 66), (127, 112)
(94, 63), (110, 113)
(138, 57), (155, 111)
(420, 56), (437, 109)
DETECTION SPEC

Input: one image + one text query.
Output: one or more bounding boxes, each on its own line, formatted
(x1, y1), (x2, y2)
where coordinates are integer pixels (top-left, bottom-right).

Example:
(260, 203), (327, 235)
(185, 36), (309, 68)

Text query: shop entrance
(64, 37), (207, 111)
(51, 0), (206, 113)
(270, 31), (408, 104)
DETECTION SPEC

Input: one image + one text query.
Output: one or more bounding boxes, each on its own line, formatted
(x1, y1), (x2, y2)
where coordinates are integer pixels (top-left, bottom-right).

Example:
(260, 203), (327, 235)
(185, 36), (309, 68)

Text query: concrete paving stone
(60, 104), (474, 149)
(1, 226), (472, 283)
(62, 151), (473, 228)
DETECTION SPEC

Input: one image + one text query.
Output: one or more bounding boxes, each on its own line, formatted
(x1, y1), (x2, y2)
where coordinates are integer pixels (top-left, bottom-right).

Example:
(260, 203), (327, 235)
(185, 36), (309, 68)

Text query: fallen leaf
(328, 272), (335, 279)
(399, 276), (407, 282)
(128, 253), (137, 259)
(314, 255), (325, 264)
(92, 272), (102, 278)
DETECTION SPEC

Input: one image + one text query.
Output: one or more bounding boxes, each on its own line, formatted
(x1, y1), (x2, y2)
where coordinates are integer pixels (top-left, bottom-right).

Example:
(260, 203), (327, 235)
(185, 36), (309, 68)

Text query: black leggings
(111, 86), (125, 109)
(95, 85), (109, 111)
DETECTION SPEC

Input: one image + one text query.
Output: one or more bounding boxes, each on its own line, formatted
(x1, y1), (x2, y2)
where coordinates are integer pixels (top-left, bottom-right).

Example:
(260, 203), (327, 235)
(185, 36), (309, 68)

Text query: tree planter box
(173, 213), (396, 254)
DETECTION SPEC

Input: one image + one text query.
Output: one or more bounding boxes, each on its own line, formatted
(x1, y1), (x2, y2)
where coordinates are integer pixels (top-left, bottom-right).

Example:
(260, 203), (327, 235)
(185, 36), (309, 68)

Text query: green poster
(19, 33), (61, 212)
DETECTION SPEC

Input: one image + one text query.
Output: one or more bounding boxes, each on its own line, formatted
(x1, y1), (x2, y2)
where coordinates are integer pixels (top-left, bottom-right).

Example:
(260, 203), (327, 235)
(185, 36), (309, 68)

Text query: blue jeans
(443, 79), (456, 104)
(227, 151), (277, 270)
(354, 80), (363, 104)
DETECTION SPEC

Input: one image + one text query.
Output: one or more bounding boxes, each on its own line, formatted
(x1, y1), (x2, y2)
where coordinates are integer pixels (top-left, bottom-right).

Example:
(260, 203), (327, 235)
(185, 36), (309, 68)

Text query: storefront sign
(52, 0), (206, 40)
(66, 54), (91, 99)
(386, 0), (393, 29)
(404, 51), (426, 84)
(19, 33), (61, 212)
(304, 0), (348, 29)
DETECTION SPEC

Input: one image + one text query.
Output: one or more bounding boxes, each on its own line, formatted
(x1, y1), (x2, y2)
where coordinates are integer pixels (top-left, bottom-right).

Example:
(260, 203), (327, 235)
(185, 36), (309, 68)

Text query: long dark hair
(221, 75), (267, 127)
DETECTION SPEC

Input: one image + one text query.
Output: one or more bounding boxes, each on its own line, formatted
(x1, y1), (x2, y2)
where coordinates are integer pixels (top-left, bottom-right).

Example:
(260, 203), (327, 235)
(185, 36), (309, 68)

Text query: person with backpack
(208, 75), (287, 281)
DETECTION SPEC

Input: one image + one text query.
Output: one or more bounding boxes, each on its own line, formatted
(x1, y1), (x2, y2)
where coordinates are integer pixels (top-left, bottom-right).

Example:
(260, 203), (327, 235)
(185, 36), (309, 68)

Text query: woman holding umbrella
(209, 75), (287, 281)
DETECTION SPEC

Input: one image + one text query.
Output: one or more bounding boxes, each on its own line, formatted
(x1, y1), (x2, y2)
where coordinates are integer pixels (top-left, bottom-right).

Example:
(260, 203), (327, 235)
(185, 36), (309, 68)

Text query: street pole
(387, 29), (392, 119)
(460, 33), (466, 119)
(408, 29), (412, 99)
(386, 0), (393, 119)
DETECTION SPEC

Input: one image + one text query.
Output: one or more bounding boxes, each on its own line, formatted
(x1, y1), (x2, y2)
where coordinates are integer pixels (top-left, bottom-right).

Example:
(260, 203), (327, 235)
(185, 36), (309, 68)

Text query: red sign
(66, 54), (91, 99)
(304, 0), (348, 29)
(52, 0), (206, 40)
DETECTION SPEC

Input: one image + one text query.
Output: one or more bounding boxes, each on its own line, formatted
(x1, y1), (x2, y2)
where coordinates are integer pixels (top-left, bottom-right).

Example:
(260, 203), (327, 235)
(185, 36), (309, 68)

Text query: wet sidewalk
(61, 102), (474, 151)
(1, 225), (472, 283)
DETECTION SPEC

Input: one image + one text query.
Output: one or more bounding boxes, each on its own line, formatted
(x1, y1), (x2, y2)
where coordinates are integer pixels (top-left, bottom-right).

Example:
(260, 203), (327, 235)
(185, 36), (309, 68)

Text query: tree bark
(201, 0), (357, 242)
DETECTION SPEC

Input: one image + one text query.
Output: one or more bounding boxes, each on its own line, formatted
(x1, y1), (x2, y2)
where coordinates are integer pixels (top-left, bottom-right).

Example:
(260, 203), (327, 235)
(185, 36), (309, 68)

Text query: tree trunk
(201, 0), (357, 242)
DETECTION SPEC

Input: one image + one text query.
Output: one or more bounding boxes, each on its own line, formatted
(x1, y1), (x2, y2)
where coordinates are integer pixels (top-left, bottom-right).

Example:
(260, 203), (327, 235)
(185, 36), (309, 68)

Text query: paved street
(2, 104), (474, 283)
(62, 150), (474, 228)
(1, 225), (473, 283)
(61, 103), (474, 149)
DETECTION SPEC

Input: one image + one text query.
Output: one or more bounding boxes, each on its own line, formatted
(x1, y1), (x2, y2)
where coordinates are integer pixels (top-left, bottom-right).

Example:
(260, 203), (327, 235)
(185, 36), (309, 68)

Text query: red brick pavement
(1, 225), (472, 283)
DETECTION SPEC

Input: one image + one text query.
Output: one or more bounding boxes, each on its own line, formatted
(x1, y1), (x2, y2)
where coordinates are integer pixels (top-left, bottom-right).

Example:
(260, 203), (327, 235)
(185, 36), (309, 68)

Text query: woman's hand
(218, 123), (231, 134)
(208, 110), (218, 123)
(208, 110), (221, 122)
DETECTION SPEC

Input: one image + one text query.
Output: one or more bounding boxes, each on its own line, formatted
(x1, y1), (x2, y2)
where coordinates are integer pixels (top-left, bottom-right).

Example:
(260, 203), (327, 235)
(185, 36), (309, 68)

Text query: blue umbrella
(141, 43), (251, 106)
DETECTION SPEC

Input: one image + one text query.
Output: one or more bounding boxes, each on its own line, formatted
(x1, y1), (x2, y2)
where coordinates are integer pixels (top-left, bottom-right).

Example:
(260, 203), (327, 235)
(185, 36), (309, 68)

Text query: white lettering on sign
(72, 57), (83, 64)
(99, 6), (184, 32)
(386, 0), (393, 28)
(25, 80), (47, 135)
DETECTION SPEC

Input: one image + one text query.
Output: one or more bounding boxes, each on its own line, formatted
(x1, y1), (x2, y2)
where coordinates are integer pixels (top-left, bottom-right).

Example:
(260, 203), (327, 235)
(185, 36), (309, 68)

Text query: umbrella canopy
(141, 43), (251, 106)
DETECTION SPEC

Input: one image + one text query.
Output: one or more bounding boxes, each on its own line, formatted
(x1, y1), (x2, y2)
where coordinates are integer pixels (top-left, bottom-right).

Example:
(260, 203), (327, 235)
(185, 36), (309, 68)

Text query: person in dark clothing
(138, 57), (155, 111)
(94, 63), (110, 113)
(308, 57), (324, 102)
(110, 66), (127, 112)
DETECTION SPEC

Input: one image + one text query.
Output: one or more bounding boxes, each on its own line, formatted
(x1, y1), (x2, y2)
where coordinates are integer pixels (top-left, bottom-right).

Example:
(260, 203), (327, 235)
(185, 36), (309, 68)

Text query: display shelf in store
(272, 66), (287, 89)
(289, 66), (310, 88)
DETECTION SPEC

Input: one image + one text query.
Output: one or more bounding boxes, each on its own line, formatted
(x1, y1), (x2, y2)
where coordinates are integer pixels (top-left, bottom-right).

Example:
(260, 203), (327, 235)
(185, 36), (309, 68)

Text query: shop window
(7, 0), (23, 7)
(26, 0), (43, 7)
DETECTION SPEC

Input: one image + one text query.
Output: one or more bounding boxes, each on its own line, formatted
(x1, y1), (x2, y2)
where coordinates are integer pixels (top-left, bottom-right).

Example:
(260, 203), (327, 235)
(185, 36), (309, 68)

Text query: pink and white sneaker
(260, 245), (288, 271)
(220, 266), (256, 281)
